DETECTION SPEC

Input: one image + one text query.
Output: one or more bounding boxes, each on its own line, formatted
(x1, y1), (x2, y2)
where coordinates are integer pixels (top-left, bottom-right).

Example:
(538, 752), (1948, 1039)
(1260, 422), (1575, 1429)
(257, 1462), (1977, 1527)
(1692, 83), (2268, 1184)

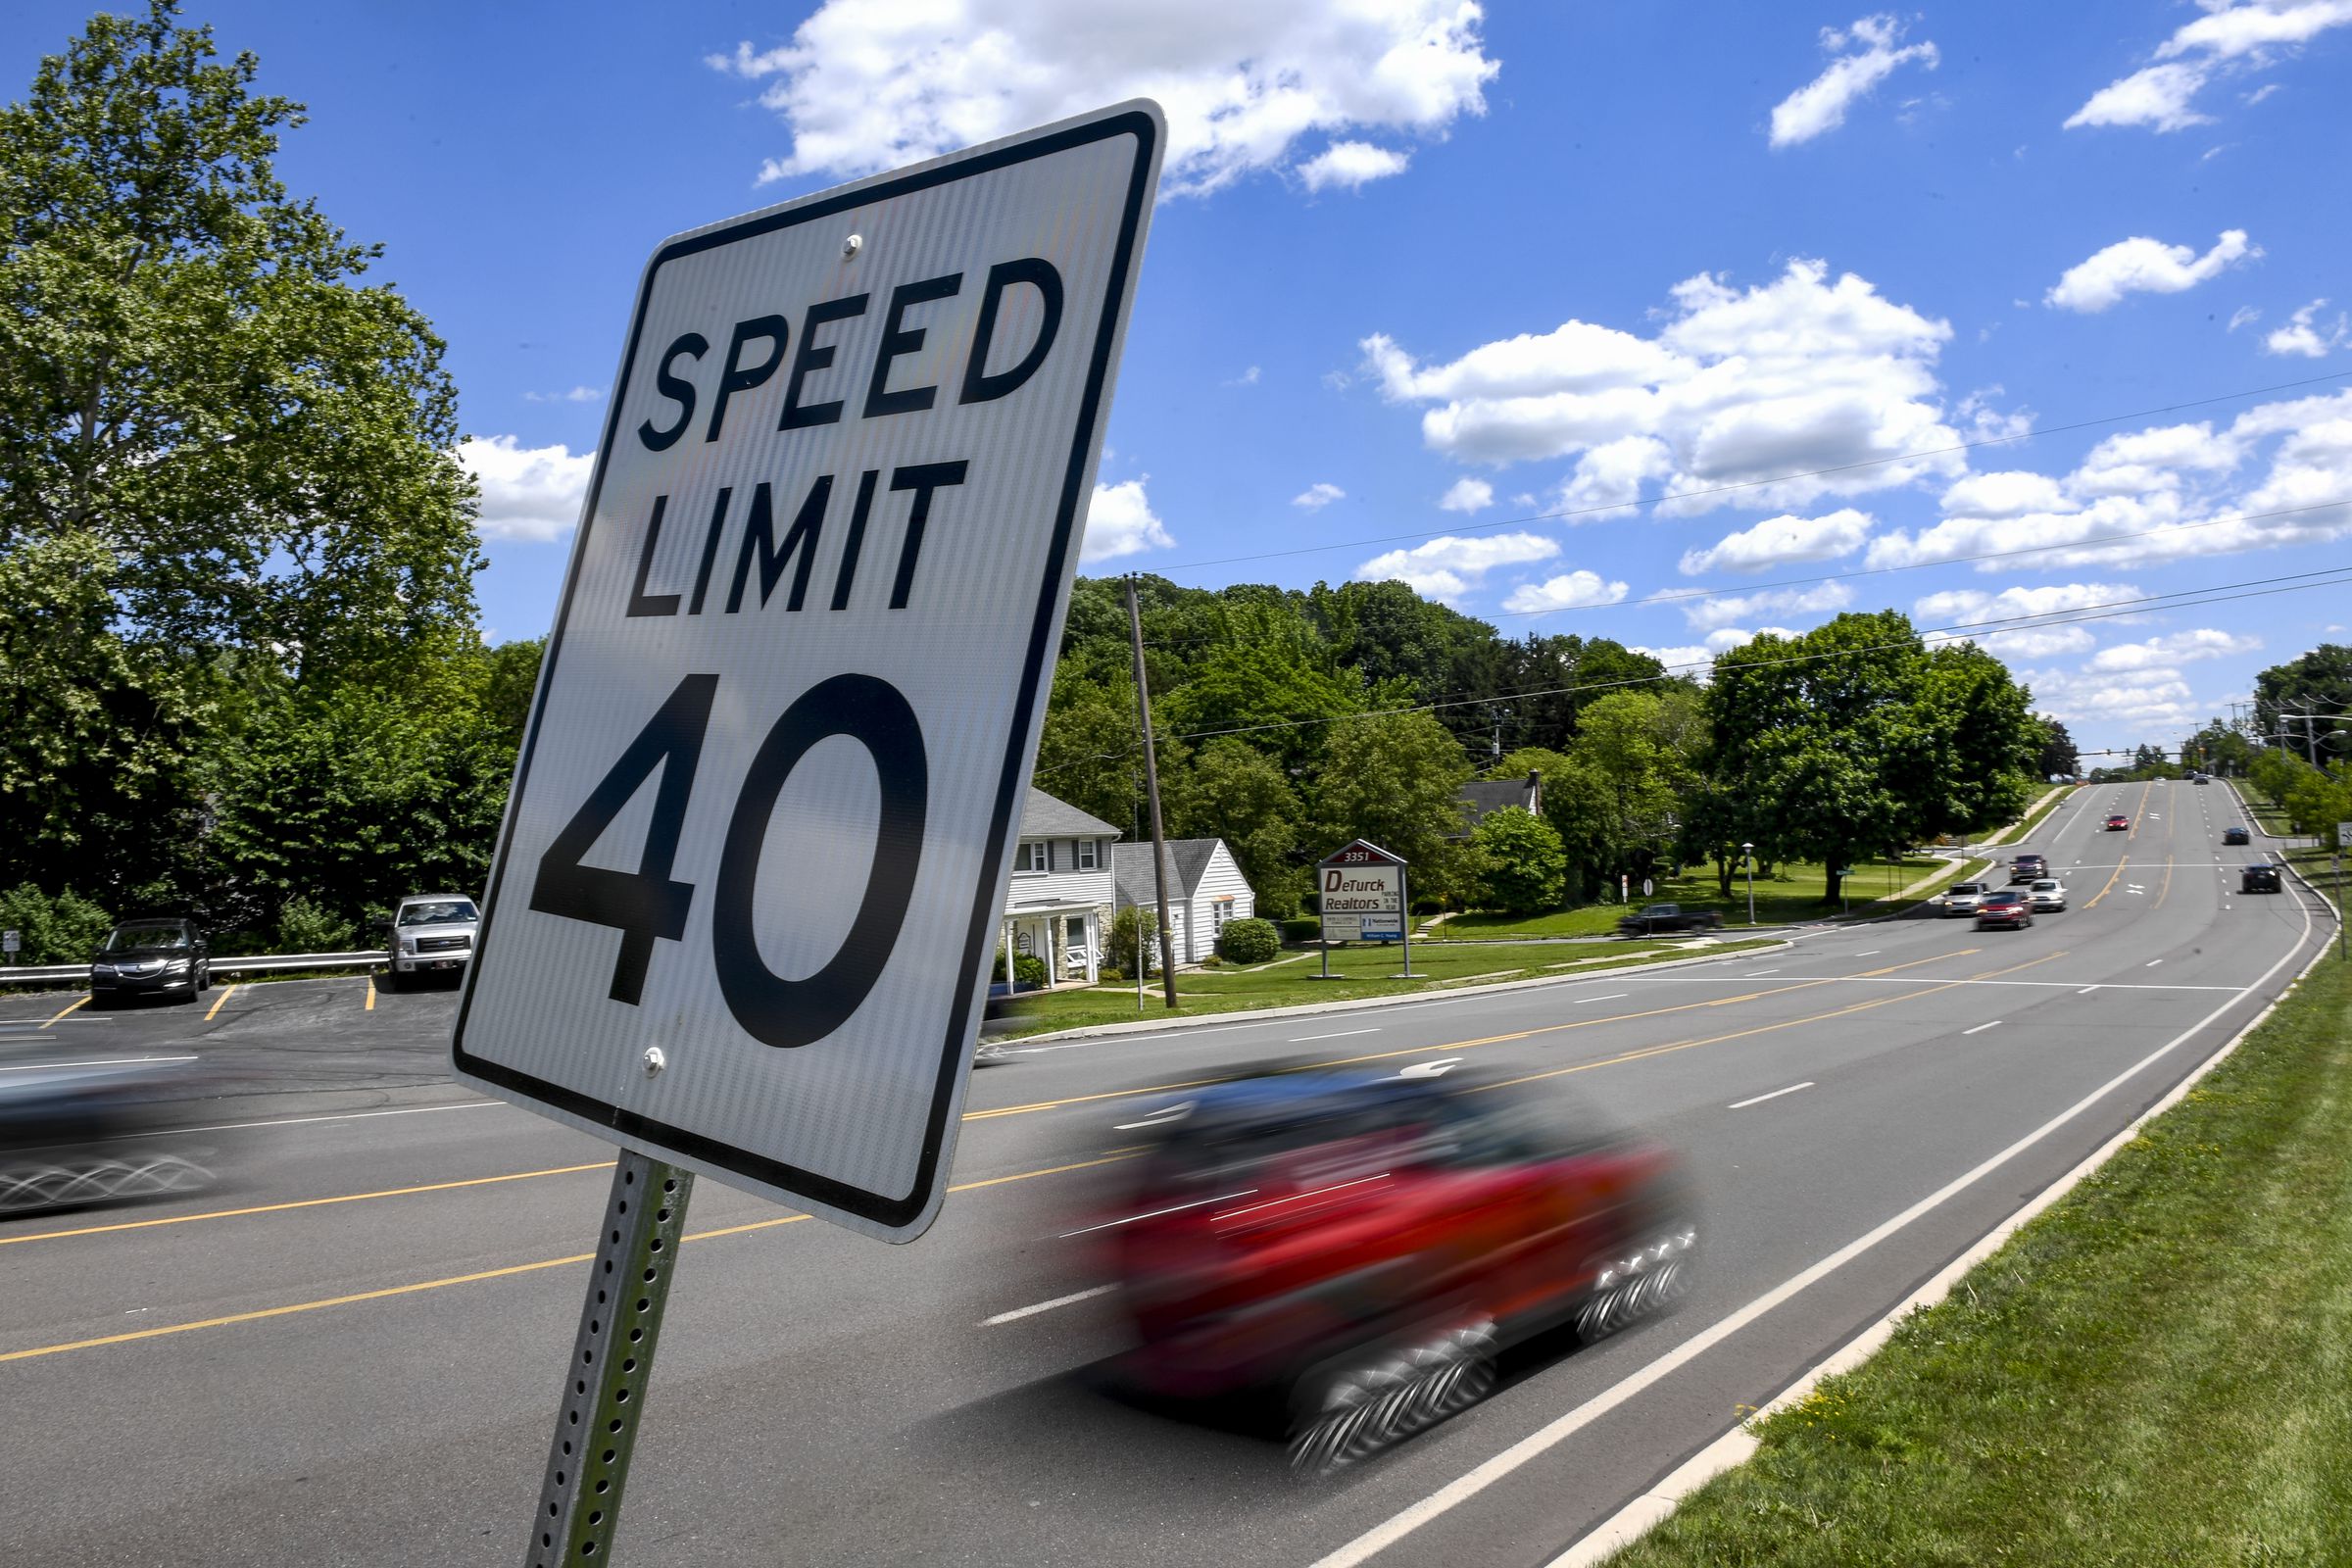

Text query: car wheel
(1577, 1220), (1699, 1343)
(194, 962), (210, 994)
(1287, 1319), (1498, 1479)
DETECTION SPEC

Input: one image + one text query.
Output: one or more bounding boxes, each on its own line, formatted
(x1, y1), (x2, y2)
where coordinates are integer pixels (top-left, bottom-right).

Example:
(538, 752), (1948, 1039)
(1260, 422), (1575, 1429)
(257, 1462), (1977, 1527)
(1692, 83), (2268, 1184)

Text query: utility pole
(1125, 576), (1180, 1008)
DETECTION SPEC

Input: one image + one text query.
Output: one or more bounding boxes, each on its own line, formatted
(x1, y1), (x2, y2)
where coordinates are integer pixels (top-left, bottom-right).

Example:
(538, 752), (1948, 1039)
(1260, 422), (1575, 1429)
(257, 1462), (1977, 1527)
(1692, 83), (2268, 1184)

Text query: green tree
(1903, 644), (2035, 841)
(1471, 807), (1566, 913)
(2033, 714), (2080, 779)
(1106, 905), (1159, 978)
(1165, 738), (1307, 916)
(0, 881), (114, 963)
(1, 4), (483, 906)
(1032, 658), (1140, 832)
(1313, 710), (1473, 903)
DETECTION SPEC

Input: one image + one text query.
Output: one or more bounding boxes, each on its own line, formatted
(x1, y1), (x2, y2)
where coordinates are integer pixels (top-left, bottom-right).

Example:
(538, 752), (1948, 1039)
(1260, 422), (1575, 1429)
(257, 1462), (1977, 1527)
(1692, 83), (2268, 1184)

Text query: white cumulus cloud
(2044, 230), (2259, 313)
(1293, 481), (1347, 511)
(1500, 569), (1631, 614)
(459, 435), (594, 543)
(1357, 531), (1557, 603)
(2265, 299), (2349, 357)
(1682, 581), (1852, 631)
(1677, 507), (1873, 575)
(1298, 139), (1411, 191)
(2088, 627), (2262, 671)
(1363, 258), (1961, 514)
(710, 0), (1498, 199)
(1438, 476), (1494, 513)
(1769, 14), (1940, 148)
(1081, 477), (1175, 564)
(2064, 0), (2352, 134)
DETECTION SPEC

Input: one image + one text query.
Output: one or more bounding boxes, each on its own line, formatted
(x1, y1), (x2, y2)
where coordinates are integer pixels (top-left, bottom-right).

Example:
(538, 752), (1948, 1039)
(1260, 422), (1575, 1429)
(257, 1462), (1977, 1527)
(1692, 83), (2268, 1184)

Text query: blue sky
(7, 1), (2349, 760)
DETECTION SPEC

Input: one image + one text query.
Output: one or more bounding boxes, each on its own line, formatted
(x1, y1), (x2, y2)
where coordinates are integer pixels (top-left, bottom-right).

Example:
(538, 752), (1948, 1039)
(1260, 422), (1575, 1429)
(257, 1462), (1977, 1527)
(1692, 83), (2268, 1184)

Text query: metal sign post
(1398, 865), (1419, 979)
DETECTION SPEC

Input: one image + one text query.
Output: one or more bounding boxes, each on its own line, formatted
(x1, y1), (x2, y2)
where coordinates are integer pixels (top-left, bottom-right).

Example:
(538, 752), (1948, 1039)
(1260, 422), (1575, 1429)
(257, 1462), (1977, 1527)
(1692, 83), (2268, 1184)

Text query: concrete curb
(1548, 812), (2338, 1568)
(985, 937), (1794, 1049)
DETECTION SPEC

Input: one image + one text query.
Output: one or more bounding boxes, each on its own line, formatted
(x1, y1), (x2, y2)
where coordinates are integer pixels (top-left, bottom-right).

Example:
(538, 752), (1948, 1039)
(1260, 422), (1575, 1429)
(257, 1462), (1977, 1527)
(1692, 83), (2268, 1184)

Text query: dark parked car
(2222, 825), (2251, 846)
(2008, 854), (2048, 885)
(1616, 903), (1725, 936)
(87, 918), (210, 1004)
(1975, 889), (2034, 930)
(1098, 1067), (1693, 1475)
(2241, 862), (2282, 894)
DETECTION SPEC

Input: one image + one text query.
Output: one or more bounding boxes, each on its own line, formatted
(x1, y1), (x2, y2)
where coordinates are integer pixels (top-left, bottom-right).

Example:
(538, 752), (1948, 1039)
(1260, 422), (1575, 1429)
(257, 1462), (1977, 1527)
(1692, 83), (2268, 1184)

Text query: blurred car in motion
(2223, 825), (2252, 846)
(1096, 1066), (1693, 1475)
(2105, 813), (2131, 831)
(88, 917), (210, 1004)
(2007, 854), (2047, 885)
(1937, 881), (1990, 916)
(1975, 889), (2034, 929)
(1616, 903), (1724, 936)
(0, 1054), (218, 1215)
(2240, 862), (2282, 894)
(378, 894), (479, 990)
(2026, 878), (2068, 912)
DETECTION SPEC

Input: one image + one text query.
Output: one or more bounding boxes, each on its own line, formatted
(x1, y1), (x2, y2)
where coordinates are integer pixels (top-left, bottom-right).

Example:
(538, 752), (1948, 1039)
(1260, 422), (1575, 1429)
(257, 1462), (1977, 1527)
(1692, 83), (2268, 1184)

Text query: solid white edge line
(1726, 1082), (1814, 1110)
(1540, 854), (2328, 1568)
(1961, 1020), (2002, 1037)
(1313, 877), (2321, 1568)
(980, 1284), (1116, 1326)
(117, 1100), (501, 1138)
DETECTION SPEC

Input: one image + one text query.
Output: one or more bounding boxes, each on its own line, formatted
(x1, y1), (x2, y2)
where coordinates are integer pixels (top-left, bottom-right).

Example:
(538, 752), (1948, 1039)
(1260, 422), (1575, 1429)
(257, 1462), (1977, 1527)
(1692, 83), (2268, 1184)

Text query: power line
(1155, 368), (2352, 575)
(1031, 565), (2352, 777)
(1131, 495), (2352, 650)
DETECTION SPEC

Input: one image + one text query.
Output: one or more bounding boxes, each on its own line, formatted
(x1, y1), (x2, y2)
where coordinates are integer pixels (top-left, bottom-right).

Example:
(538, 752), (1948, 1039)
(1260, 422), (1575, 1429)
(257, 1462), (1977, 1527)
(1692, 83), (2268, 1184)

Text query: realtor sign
(1319, 840), (1407, 943)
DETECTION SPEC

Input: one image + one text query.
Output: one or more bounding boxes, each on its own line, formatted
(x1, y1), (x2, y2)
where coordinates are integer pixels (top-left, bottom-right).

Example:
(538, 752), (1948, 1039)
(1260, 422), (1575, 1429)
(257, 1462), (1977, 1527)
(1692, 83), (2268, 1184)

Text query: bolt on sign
(454, 103), (1164, 1242)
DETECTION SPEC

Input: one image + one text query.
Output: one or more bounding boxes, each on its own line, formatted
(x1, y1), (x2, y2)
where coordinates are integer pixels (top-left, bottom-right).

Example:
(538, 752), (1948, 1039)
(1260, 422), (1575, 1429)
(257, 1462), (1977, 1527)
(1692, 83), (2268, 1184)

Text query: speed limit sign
(454, 104), (1162, 1240)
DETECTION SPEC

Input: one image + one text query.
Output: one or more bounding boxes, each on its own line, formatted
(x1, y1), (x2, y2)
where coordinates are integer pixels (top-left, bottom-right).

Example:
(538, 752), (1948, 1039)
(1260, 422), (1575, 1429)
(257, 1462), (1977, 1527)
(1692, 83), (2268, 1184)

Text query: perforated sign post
(452, 103), (1161, 1565)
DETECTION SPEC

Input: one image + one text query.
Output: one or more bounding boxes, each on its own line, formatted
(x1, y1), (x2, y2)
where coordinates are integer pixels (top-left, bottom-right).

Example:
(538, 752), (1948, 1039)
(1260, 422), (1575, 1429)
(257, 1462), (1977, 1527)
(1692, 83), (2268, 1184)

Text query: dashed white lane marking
(1727, 1082), (1815, 1109)
(1288, 1027), (1381, 1043)
(1574, 994), (1629, 1004)
(1745, 969), (1781, 977)
(981, 1285), (1117, 1326)
(2146, 958), (2164, 967)
(1853, 951), (1880, 956)
(1962, 1020), (2003, 1037)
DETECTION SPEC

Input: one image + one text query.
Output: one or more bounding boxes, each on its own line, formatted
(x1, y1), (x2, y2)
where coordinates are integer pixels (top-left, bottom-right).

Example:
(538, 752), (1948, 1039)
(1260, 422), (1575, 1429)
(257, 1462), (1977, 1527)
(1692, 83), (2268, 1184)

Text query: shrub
(1281, 915), (1322, 944)
(1098, 966), (1126, 984)
(1198, 953), (1222, 968)
(1217, 916), (1280, 964)
(1107, 906), (1159, 976)
(0, 883), (115, 965)
(991, 946), (1048, 988)
(274, 895), (356, 954)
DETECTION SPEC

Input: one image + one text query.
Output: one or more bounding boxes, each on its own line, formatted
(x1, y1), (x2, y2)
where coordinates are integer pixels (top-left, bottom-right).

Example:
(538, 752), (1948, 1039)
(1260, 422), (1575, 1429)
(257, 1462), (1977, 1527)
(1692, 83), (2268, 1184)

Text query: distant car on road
(2007, 854), (2048, 885)
(2104, 813), (2131, 831)
(2240, 863), (2282, 894)
(1937, 881), (1990, 916)
(2026, 878), (2067, 912)
(2192, 773), (2209, 784)
(2222, 825), (2251, 846)
(1616, 903), (1725, 937)
(1975, 889), (2034, 929)
(378, 894), (479, 990)
(87, 918), (210, 1004)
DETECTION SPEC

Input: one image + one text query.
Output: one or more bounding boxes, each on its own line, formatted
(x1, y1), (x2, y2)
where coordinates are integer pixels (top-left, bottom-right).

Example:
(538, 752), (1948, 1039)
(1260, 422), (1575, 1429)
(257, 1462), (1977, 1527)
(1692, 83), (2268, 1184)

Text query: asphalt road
(0, 781), (2332, 1567)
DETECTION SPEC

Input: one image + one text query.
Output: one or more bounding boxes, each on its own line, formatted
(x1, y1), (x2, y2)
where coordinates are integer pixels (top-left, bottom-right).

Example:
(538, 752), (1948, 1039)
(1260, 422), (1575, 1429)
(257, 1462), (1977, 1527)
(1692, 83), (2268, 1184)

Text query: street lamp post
(1742, 842), (1755, 925)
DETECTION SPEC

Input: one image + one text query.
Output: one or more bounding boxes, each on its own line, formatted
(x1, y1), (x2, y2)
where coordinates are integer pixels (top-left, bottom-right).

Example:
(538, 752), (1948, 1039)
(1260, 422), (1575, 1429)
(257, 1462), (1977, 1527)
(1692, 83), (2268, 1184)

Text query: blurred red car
(1093, 1066), (1693, 1473)
(2104, 813), (2131, 831)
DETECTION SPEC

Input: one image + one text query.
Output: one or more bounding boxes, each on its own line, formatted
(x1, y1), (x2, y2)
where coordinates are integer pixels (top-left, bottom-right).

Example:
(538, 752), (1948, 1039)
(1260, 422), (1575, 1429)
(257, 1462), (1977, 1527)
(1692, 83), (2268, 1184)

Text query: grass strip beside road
(988, 939), (1780, 1039)
(1605, 939), (2352, 1568)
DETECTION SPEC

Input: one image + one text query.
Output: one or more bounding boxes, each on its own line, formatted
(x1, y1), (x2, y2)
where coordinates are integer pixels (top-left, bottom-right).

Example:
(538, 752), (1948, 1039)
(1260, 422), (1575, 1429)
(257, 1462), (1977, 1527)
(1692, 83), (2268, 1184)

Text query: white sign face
(453, 103), (1163, 1241)
(2338, 821), (2351, 849)
(1320, 845), (1405, 943)
(2, 929), (17, 956)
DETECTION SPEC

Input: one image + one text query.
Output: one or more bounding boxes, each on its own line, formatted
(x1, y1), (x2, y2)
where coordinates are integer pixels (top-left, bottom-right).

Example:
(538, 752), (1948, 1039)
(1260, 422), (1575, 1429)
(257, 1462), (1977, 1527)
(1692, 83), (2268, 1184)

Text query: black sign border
(451, 108), (1158, 1232)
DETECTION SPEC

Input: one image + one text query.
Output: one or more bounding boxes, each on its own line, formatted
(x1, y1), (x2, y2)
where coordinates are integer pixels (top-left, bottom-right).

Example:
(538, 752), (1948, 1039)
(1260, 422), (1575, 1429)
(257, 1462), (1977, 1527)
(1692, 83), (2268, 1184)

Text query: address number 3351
(525, 671), (927, 1048)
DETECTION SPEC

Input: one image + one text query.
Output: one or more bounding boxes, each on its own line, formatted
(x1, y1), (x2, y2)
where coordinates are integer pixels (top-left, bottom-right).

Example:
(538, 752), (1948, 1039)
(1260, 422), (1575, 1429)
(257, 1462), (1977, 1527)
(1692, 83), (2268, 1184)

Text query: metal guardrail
(0, 950), (390, 987)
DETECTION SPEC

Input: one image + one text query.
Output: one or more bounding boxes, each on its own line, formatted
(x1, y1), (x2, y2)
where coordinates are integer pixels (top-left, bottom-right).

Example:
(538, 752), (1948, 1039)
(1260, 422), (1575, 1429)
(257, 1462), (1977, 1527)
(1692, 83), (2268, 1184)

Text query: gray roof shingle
(1112, 839), (1221, 906)
(1019, 788), (1122, 840)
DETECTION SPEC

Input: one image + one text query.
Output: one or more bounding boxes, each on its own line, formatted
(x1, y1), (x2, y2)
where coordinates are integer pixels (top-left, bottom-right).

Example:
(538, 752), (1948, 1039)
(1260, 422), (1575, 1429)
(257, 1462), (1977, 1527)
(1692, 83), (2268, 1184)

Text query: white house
(1001, 789), (1121, 988)
(1112, 839), (1255, 965)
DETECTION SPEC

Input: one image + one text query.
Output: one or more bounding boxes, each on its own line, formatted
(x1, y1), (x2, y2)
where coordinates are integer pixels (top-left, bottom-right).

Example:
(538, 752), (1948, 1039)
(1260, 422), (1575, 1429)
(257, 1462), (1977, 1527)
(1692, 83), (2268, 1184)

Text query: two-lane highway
(0, 781), (2330, 1567)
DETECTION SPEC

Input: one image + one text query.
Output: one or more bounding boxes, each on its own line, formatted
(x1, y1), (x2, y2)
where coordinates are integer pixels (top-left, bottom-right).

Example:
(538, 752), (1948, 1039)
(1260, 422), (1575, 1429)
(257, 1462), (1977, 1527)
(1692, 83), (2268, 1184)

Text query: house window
(1077, 839), (1098, 871)
(1017, 841), (1047, 873)
(1213, 897), (1235, 932)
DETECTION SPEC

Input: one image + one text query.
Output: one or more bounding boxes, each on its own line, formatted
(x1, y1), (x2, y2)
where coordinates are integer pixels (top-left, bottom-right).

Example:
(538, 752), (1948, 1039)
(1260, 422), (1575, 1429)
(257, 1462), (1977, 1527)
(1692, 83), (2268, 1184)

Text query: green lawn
(1443, 856), (1953, 941)
(1607, 939), (2352, 1568)
(987, 937), (1781, 1040)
